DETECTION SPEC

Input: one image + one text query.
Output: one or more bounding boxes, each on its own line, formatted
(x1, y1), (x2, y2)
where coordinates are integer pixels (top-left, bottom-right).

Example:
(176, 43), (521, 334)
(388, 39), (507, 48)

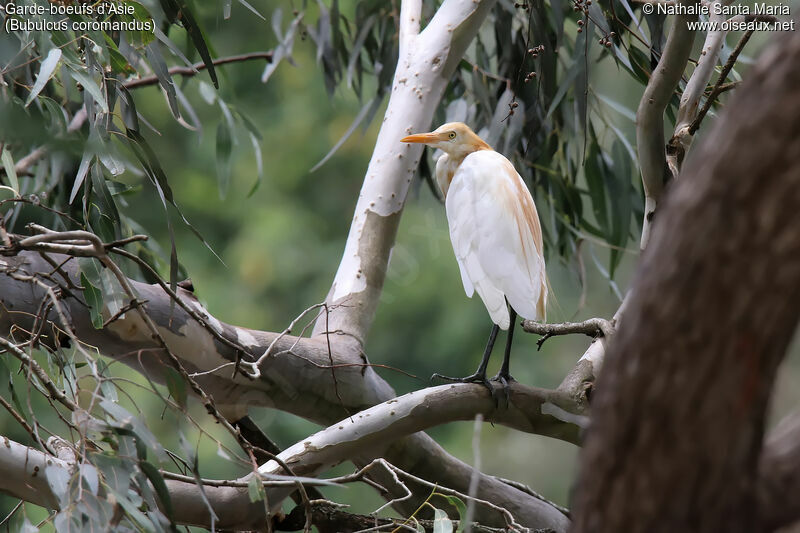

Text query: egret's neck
(434, 143), (491, 198)
(433, 151), (466, 198)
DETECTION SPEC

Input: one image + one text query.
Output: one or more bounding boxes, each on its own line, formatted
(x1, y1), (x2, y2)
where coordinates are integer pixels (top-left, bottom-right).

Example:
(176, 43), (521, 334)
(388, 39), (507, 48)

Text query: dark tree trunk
(571, 30), (800, 533)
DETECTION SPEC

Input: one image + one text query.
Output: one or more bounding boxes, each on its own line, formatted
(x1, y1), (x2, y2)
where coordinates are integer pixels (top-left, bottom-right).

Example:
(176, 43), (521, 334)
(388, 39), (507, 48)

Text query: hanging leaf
(262, 9), (303, 84)
(442, 495), (468, 533)
(247, 131), (263, 197)
(248, 475), (266, 502)
(139, 461), (175, 522)
(310, 95), (378, 172)
(26, 48), (62, 106)
(432, 508), (453, 533)
(159, 0), (219, 88)
(216, 120), (233, 198)
(145, 43), (181, 119)
(164, 367), (188, 409)
(1, 148), (19, 195)
(68, 69), (108, 113)
(238, 0), (265, 20)
(70, 151), (94, 204)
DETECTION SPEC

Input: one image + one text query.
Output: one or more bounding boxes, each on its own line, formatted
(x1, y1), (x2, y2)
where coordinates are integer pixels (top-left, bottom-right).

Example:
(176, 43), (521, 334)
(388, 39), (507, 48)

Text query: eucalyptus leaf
(68, 69), (108, 113)
(80, 271), (105, 329)
(432, 508), (453, 533)
(248, 475), (266, 502)
(216, 121), (233, 198)
(26, 48), (62, 106)
(1, 148), (19, 195)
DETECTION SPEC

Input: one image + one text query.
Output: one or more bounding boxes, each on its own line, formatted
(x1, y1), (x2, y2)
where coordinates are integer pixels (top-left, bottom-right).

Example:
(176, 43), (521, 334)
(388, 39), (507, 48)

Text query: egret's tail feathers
(474, 280), (509, 330)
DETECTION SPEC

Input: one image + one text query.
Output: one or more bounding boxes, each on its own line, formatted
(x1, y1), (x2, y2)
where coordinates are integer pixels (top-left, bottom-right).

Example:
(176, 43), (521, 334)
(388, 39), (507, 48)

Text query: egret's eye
(448, 131), (456, 140)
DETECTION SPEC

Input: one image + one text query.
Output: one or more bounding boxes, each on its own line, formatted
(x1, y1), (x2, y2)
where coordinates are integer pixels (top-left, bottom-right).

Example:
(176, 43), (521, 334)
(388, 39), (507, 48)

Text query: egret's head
(401, 122), (490, 157)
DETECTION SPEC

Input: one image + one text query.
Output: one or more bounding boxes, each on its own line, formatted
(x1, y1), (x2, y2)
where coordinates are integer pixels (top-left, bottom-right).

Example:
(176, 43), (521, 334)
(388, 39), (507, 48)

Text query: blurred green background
(2, 0), (800, 529)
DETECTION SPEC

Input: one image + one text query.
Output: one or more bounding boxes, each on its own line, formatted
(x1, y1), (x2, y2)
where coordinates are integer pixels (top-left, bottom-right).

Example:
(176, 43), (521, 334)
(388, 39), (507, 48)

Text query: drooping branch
(12, 52), (273, 177)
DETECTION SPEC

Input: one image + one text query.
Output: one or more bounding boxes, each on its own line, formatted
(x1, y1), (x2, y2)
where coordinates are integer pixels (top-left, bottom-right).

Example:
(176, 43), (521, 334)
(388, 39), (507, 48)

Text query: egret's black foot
(490, 372), (515, 409)
(431, 372), (497, 401)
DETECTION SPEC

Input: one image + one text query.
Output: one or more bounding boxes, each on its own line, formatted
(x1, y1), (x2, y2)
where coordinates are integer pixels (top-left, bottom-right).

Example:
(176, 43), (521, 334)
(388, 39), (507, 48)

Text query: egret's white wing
(445, 150), (547, 328)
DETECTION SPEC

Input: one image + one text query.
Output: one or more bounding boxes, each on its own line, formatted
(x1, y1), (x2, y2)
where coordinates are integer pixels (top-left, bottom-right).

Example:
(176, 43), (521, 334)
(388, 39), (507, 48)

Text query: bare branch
(522, 318), (615, 350)
(688, 26), (765, 136)
(122, 52), (273, 90)
(674, 0), (734, 134)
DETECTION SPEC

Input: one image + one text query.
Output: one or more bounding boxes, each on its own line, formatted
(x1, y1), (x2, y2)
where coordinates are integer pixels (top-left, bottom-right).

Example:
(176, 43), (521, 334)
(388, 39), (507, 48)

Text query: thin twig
(123, 52), (273, 90)
(494, 476), (571, 518)
(689, 24), (769, 135)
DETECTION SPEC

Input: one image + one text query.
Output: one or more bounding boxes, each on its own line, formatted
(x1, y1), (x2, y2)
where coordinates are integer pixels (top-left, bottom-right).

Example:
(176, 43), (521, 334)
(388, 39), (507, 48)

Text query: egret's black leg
(432, 323), (500, 396)
(491, 308), (517, 406)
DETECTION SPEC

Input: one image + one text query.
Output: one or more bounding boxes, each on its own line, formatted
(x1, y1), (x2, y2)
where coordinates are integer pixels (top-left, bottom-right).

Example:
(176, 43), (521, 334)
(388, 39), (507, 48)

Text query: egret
(401, 122), (547, 396)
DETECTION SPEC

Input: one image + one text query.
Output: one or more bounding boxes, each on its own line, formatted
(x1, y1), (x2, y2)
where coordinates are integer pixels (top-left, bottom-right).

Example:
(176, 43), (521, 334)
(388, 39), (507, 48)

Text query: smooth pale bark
(572, 30), (800, 533)
(635, 2), (696, 249)
(313, 0), (497, 347)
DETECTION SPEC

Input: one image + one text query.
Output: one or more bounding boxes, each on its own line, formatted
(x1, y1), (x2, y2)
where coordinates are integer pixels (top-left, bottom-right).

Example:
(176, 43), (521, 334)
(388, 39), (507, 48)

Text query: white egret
(402, 122), (547, 395)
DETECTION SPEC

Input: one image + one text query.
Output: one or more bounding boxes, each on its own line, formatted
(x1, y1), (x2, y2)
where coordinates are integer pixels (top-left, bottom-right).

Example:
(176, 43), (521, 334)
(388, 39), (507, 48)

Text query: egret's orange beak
(401, 132), (444, 144)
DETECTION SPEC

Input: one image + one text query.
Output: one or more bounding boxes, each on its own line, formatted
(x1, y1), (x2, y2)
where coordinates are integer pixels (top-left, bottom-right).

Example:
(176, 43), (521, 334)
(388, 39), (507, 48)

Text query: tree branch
(10, 52), (273, 177)
(0, 378), (577, 530)
(688, 24), (769, 136)
(0, 249), (570, 531)
(122, 52), (273, 90)
(667, 6), (771, 177)
(399, 0), (423, 56)
(674, 0), (734, 133)
(313, 0), (497, 349)
(522, 318), (615, 350)
(635, 2), (696, 249)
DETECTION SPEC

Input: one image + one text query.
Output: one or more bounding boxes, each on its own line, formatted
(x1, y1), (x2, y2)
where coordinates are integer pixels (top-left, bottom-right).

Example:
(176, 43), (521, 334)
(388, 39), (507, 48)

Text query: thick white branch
(399, 0), (422, 56)
(259, 383), (581, 481)
(0, 381), (574, 530)
(315, 0), (497, 348)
